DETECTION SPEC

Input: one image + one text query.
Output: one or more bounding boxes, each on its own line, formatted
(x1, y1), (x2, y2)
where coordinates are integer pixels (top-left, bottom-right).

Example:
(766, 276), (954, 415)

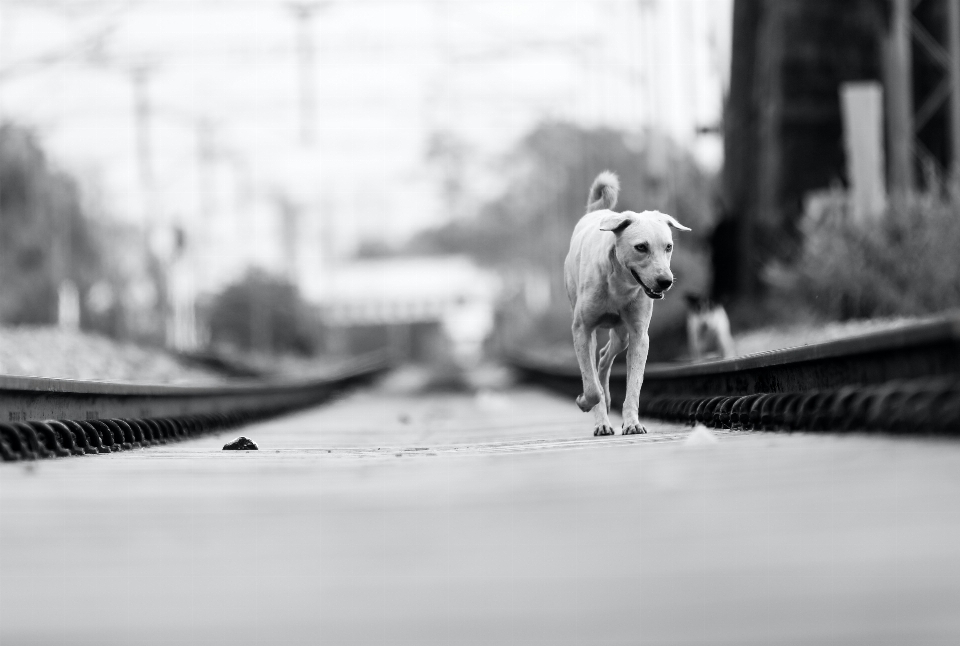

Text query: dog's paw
(593, 424), (615, 437)
(622, 423), (647, 435)
(576, 391), (601, 412)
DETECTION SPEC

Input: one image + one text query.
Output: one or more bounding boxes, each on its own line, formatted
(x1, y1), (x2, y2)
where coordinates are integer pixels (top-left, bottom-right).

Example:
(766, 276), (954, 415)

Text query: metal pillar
(947, 0), (960, 173)
(886, 0), (914, 198)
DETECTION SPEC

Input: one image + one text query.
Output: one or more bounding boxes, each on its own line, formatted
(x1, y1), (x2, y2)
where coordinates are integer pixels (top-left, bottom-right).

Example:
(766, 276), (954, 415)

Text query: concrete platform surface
(2, 385), (960, 645)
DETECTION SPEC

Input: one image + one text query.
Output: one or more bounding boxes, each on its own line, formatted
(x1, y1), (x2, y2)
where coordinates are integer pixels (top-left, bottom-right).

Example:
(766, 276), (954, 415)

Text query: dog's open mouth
(630, 269), (664, 299)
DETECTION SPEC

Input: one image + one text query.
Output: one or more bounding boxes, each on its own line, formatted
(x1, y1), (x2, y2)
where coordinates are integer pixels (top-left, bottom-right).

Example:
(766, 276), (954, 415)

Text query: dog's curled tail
(586, 171), (619, 212)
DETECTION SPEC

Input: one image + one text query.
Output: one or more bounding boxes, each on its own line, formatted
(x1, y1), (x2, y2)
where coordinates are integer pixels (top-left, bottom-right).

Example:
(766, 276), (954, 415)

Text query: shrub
(0, 123), (102, 325)
(207, 270), (318, 355)
(792, 196), (960, 319)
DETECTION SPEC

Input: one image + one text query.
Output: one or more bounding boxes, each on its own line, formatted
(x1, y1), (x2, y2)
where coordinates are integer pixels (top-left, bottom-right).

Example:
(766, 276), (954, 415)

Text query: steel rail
(0, 352), (391, 462)
(509, 316), (960, 435)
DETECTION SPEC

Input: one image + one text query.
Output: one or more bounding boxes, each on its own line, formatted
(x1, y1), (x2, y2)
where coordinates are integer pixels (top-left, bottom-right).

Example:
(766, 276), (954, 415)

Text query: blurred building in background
(318, 256), (499, 362)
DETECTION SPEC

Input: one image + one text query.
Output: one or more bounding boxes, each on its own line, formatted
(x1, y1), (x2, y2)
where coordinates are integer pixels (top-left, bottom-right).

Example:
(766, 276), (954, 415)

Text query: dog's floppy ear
(661, 214), (691, 232)
(598, 213), (633, 234)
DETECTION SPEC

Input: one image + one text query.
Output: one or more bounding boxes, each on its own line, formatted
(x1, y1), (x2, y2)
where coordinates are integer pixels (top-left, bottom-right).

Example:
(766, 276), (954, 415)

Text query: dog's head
(684, 292), (710, 313)
(599, 210), (691, 300)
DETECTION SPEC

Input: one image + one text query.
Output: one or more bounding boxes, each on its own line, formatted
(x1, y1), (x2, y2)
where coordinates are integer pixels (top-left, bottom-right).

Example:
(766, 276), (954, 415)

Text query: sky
(0, 0), (731, 300)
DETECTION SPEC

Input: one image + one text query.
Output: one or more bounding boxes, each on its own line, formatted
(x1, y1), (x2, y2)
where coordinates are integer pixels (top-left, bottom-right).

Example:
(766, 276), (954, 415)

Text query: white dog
(564, 171), (690, 436)
(685, 293), (735, 360)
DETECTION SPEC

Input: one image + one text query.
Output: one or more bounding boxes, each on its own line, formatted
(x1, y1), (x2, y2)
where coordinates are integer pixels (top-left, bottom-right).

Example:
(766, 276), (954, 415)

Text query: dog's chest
(593, 312), (622, 328)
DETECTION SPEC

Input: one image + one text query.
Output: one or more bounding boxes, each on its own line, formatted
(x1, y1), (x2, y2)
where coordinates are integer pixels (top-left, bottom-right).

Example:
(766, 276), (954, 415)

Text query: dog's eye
(634, 243), (648, 253)
(665, 244), (673, 252)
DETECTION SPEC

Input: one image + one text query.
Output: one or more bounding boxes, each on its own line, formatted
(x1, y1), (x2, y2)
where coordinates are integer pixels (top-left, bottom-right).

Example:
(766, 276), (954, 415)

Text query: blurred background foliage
(411, 122), (716, 262)
(788, 191), (960, 320)
(1, 122), (170, 343)
(6, 111), (960, 365)
(0, 123), (100, 325)
(205, 269), (319, 356)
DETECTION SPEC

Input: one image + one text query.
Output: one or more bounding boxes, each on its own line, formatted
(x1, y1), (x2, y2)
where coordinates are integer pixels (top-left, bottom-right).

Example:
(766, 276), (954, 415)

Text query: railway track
(0, 352), (390, 462)
(509, 316), (960, 435)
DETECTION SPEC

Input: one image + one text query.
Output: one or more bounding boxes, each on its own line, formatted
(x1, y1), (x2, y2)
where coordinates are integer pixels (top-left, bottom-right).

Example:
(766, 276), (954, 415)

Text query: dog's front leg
(571, 318), (605, 419)
(622, 329), (649, 435)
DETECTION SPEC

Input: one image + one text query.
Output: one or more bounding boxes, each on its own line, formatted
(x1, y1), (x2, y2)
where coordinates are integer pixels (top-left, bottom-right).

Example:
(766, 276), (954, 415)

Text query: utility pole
(637, 0), (658, 132)
(128, 63), (177, 346)
(196, 117), (216, 223)
(128, 65), (199, 349)
(276, 194), (301, 284)
(129, 64), (156, 211)
(287, 2), (328, 147)
(194, 116), (216, 297)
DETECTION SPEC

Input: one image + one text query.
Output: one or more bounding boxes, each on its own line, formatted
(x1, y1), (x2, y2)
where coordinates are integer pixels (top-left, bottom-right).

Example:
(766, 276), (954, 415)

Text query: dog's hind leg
(598, 327), (628, 414)
(592, 327), (627, 436)
(572, 319), (603, 414)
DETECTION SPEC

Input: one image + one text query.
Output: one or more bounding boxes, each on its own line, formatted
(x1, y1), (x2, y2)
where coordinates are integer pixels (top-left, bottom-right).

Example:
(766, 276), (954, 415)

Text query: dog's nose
(656, 277), (673, 291)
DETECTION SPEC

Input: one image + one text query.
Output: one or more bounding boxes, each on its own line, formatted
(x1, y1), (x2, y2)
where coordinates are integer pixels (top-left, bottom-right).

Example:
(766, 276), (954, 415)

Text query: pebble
(223, 437), (258, 451)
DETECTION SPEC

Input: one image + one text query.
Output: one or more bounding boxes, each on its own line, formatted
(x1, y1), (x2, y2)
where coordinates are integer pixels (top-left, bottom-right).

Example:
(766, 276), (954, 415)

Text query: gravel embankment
(0, 326), (226, 385)
(731, 315), (935, 356)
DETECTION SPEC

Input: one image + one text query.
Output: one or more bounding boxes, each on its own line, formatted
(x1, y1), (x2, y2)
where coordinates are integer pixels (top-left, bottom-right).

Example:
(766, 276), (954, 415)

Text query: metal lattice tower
(887, 0), (960, 195)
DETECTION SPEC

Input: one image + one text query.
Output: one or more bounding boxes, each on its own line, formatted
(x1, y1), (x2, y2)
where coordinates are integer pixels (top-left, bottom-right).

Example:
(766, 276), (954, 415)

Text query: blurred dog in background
(685, 293), (735, 361)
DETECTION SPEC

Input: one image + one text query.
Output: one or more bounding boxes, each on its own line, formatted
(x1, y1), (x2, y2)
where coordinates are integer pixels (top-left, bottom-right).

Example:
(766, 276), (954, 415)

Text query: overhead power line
(0, 24), (117, 81)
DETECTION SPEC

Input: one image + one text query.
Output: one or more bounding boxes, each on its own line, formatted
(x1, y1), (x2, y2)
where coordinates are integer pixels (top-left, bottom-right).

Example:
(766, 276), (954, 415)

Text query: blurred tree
(207, 269), (317, 356)
(0, 123), (101, 325)
(413, 122), (714, 275)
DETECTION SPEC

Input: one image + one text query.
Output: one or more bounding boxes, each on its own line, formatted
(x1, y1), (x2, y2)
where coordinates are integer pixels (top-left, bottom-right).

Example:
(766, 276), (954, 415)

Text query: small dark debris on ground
(223, 437), (258, 451)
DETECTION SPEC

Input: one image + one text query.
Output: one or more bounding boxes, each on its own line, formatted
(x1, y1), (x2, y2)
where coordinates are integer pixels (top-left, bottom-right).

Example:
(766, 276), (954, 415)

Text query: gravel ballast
(0, 326), (226, 385)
